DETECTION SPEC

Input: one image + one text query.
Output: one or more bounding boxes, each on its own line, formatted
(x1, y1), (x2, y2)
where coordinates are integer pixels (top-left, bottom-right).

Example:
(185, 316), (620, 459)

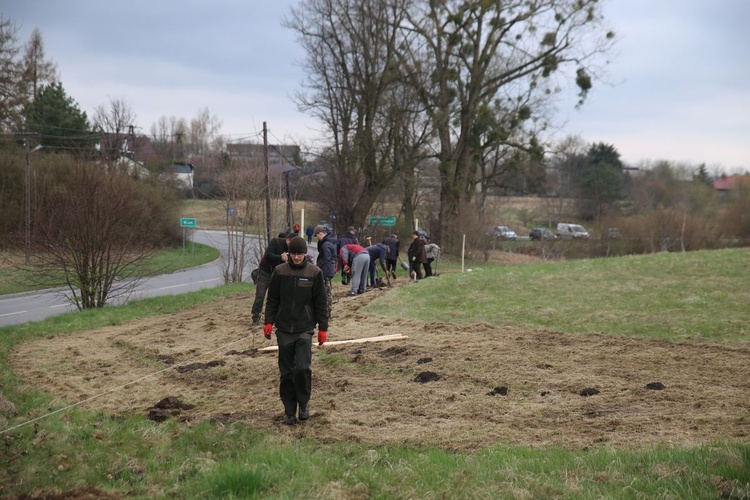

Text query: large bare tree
(401, 0), (614, 248)
(286, 0), (413, 231)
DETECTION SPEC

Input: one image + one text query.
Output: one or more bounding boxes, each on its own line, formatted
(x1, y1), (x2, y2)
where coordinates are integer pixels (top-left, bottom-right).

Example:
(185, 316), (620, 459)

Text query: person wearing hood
(263, 236), (329, 425)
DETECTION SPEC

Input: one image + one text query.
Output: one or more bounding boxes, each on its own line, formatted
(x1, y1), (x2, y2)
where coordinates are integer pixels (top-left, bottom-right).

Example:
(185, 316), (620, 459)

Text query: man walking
(314, 225), (338, 320)
(251, 232), (290, 325)
(264, 236), (328, 425)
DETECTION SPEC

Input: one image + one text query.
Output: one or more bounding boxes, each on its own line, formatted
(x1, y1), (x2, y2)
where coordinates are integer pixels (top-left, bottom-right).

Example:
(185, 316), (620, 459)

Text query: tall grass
(1, 250), (748, 498)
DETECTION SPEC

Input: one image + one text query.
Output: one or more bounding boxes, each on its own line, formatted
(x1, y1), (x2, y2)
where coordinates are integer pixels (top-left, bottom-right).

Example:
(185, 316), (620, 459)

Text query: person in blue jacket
(314, 225), (338, 320)
(366, 242), (389, 287)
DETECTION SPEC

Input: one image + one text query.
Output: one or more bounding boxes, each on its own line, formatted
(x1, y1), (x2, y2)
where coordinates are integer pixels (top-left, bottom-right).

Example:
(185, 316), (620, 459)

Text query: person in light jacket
(422, 235), (441, 277)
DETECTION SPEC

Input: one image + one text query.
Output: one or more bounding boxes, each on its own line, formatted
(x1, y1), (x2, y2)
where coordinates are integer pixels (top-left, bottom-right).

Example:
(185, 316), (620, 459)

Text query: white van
(556, 222), (589, 239)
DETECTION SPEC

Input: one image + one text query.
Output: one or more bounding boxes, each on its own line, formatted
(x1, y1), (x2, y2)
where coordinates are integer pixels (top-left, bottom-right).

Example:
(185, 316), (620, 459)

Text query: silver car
(490, 225), (518, 240)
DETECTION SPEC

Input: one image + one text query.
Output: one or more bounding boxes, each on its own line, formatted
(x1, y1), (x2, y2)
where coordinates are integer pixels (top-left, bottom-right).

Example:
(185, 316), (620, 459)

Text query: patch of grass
(2, 250), (750, 497)
(370, 248), (750, 343)
(0, 243), (219, 296)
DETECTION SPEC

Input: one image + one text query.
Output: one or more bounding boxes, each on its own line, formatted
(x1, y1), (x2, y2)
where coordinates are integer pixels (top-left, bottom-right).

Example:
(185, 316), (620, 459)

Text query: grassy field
(1, 249), (748, 498)
(376, 248), (750, 344)
(0, 243), (219, 296)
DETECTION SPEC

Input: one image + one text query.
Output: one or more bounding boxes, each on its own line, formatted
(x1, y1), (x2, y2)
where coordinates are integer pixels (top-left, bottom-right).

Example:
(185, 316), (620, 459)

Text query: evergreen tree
(23, 81), (94, 154)
(693, 163), (712, 186)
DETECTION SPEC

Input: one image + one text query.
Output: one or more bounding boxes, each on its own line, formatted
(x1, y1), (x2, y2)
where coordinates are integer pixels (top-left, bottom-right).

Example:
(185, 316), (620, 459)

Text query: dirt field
(10, 270), (750, 451)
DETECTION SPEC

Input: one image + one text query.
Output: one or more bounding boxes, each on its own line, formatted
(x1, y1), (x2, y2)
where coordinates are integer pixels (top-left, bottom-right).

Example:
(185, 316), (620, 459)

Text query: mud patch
(414, 371), (441, 383)
(176, 360), (225, 373)
(487, 386), (509, 396)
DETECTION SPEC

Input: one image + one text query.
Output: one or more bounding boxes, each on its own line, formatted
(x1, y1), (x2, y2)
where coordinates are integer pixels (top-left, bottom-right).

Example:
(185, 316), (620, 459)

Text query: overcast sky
(4, 0), (749, 173)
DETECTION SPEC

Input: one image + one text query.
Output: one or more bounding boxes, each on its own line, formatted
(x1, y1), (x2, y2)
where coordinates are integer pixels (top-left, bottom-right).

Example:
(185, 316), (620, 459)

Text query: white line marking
(0, 311), (25, 318)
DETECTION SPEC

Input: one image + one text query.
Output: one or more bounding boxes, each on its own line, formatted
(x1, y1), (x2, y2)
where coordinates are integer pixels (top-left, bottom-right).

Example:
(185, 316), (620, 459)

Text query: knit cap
(288, 236), (308, 254)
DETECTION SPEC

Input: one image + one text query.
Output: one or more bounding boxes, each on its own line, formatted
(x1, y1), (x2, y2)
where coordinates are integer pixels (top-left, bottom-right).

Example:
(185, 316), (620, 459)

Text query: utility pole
(285, 170), (293, 229)
(24, 143), (43, 265)
(263, 122), (272, 243)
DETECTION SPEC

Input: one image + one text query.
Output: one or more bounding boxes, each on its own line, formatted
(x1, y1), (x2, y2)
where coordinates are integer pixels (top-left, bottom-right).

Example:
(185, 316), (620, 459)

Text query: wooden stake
(259, 334), (408, 352)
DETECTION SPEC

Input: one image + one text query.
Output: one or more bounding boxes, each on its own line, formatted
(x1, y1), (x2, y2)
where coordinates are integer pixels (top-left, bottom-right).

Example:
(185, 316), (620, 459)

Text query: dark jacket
(383, 236), (399, 260)
(408, 237), (426, 264)
(316, 232), (338, 278)
(337, 231), (359, 250)
(366, 243), (388, 267)
(259, 237), (287, 273)
(264, 260), (328, 333)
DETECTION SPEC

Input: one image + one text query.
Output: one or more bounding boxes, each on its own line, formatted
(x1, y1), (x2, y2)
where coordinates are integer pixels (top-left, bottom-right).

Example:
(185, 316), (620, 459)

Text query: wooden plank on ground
(259, 334), (408, 352)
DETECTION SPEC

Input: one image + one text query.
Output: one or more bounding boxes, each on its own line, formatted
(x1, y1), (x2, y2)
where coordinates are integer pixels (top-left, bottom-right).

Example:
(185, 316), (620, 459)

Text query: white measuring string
(1, 335), (256, 435)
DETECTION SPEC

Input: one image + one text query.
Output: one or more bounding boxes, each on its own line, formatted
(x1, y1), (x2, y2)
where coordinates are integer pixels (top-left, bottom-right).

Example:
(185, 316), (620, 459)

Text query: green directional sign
(180, 217), (197, 228)
(368, 216), (396, 226)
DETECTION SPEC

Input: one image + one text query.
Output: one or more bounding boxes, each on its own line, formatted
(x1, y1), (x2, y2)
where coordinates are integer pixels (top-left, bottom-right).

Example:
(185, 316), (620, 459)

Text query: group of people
(254, 224), (440, 425)
(407, 231), (442, 280)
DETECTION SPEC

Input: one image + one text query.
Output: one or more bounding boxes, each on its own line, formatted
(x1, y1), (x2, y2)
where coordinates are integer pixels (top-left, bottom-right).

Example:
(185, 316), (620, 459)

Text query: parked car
(488, 225), (518, 240)
(529, 228), (556, 240)
(556, 222), (589, 239)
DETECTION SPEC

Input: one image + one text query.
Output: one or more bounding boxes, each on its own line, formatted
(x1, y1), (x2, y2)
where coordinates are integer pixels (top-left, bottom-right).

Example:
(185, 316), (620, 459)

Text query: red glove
(263, 323), (273, 340)
(318, 330), (328, 346)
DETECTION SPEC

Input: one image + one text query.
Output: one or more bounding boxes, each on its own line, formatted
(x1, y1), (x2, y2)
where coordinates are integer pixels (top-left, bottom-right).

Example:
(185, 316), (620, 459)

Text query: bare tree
(188, 107), (223, 156)
(401, 0), (615, 248)
(29, 160), (178, 309)
(18, 28), (58, 102)
(286, 0), (413, 231)
(92, 96), (137, 160)
(216, 156), (266, 284)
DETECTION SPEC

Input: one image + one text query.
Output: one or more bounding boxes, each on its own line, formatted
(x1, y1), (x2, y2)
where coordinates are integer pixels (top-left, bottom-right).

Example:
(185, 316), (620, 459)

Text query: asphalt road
(0, 230), (314, 328)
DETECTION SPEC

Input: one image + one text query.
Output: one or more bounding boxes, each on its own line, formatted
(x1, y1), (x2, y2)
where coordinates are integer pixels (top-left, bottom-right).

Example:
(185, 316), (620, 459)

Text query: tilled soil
(9, 274), (750, 451)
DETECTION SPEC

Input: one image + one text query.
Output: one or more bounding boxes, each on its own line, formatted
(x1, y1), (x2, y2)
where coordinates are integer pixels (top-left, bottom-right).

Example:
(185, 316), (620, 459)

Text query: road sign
(180, 217), (197, 228)
(368, 216), (396, 226)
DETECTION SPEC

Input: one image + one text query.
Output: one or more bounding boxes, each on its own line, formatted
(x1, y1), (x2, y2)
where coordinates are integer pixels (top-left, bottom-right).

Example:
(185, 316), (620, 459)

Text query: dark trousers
(424, 258), (434, 277)
(251, 268), (272, 321)
(386, 258), (397, 277)
(409, 259), (423, 280)
(277, 330), (313, 417)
